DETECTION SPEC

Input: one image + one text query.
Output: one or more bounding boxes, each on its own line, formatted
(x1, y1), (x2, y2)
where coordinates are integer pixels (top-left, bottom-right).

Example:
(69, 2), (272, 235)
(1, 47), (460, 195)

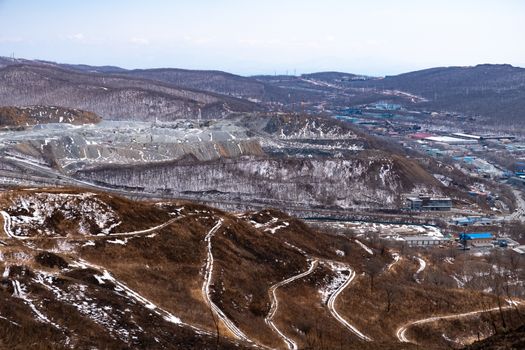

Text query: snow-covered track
(387, 253), (401, 271)
(265, 259), (318, 350)
(106, 216), (182, 237)
(396, 300), (523, 344)
(0, 210), (15, 238)
(326, 266), (372, 341)
(354, 240), (373, 255)
(0, 210), (184, 241)
(201, 218), (256, 345)
(413, 256), (426, 284)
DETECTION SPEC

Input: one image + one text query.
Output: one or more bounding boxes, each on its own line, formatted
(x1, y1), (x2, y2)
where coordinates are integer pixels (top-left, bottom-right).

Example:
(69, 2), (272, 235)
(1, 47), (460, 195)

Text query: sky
(0, 0), (523, 76)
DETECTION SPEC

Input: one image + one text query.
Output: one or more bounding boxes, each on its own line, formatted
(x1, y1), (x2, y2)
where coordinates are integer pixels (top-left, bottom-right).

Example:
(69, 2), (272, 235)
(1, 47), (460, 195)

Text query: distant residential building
(406, 194), (452, 211)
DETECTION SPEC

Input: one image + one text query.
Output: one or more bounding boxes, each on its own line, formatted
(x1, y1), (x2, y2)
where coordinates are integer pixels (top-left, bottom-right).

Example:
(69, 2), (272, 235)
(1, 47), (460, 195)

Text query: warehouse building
(403, 236), (450, 247)
(406, 194), (452, 211)
(459, 232), (493, 248)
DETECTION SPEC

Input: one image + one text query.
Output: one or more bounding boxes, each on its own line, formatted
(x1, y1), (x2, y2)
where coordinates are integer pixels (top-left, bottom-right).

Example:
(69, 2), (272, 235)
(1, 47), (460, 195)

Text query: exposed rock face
(260, 114), (358, 140)
(10, 136), (265, 172)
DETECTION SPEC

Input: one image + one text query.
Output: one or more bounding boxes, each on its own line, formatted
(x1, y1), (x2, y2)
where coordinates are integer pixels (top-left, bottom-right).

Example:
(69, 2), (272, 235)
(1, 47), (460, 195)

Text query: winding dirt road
(396, 301), (522, 344)
(202, 218), (254, 345)
(265, 259), (319, 350)
(413, 256), (426, 284)
(0, 210), (184, 241)
(326, 266), (372, 342)
(387, 253), (401, 271)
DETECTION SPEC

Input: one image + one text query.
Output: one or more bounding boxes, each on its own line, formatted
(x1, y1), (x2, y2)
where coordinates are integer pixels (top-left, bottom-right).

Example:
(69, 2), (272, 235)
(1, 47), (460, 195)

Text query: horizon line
(1, 54), (523, 78)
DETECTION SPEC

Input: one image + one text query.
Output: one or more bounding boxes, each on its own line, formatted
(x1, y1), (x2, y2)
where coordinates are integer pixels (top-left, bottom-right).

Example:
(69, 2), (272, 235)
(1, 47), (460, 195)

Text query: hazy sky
(0, 0), (523, 76)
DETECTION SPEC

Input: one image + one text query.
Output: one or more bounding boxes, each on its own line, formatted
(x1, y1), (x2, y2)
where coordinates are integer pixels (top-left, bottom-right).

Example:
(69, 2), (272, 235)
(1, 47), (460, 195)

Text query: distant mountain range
(0, 58), (261, 121)
(1, 56), (524, 124)
(350, 64), (525, 123)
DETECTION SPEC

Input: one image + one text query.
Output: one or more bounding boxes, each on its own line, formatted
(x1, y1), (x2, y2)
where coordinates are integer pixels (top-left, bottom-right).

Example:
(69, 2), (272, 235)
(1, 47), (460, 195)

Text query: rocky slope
(0, 106), (101, 127)
(0, 117), (266, 175)
(0, 110), (445, 211)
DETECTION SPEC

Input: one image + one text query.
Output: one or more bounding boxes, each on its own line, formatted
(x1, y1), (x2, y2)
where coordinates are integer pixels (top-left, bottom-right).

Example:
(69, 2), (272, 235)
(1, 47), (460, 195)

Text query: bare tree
(383, 283), (399, 313)
(364, 258), (383, 292)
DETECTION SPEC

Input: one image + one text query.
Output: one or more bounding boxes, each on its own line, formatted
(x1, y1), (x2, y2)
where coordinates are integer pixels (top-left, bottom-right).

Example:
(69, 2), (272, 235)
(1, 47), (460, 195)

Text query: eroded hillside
(76, 152), (441, 210)
(0, 106), (101, 127)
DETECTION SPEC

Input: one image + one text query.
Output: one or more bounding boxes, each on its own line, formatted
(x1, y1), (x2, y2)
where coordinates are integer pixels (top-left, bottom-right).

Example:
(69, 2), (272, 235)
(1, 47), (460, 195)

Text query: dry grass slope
(0, 188), (522, 349)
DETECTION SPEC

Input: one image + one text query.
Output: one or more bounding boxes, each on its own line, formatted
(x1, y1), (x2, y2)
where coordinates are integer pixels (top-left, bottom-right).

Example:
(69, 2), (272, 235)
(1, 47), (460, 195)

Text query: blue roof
(461, 232), (493, 239)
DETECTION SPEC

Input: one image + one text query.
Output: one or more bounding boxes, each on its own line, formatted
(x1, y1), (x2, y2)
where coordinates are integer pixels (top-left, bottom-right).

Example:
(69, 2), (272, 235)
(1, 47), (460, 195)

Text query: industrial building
(424, 136), (478, 145)
(406, 194), (452, 211)
(403, 236), (450, 247)
(452, 217), (493, 226)
(452, 133), (482, 140)
(459, 232), (494, 248)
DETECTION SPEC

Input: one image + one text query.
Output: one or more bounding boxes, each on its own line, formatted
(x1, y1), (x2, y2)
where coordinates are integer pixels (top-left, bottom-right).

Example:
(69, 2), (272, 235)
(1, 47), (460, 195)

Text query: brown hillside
(0, 106), (101, 127)
(0, 188), (522, 349)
